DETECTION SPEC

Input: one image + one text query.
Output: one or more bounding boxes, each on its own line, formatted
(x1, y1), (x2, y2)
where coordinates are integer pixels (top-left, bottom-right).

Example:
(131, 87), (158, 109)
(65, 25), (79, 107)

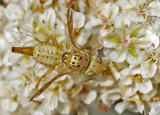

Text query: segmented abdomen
(33, 44), (63, 66)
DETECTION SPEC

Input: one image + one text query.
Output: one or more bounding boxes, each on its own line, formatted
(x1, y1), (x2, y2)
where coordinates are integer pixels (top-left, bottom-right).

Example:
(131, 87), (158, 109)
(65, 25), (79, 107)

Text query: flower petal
(55, 74), (73, 90)
(114, 13), (131, 29)
(98, 75), (114, 86)
(121, 85), (137, 97)
(103, 32), (121, 48)
(136, 34), (159, 49)
(73, 11), (85, 29)
(141, 60), (157, 79)
(100, 3), (119, 19)
(109, 46), (128, 63)
(135, 80), (152, 94)
(76, 29), (90, 46)
(44, 8), (56, 31)
(85, 19), (102, 34)
(57, 102), (71, 114)
(120, 75), (133, 85)
(101, 88), (121, 105)
(115, 101), (130, 114)
(46, 93), (59, 111)
(126, 50), (142, 66)
(33, 111), (44, 115)
(4, 3), (24, 21)
(1, 98), (18, 112)
(148, 1), (160, 17)
(80, 90), (97, 104)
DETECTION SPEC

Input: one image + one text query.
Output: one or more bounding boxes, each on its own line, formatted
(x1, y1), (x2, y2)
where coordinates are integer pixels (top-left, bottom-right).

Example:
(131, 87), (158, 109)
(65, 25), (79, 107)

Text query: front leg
(30, 69), (72, 102)
(35, 35), (59, 45)
(67, 8), (82, 50)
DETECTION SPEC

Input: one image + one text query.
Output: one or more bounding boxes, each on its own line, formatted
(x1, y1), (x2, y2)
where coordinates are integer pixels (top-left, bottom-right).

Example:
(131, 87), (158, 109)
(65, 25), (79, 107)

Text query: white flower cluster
(1, 0), (160, 115)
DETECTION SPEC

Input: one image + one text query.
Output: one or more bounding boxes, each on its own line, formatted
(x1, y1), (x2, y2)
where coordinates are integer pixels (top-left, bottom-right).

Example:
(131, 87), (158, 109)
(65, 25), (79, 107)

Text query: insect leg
(34, 35), (59, 45)
(67, 8), (80, 50)
(47, 35), (59, 45)
(92, 43), (103, 52)
(31, 99), (44, 104)
(34, 38), (44, 43)
(36, 64), (58, 88)
(29, 69), (71, 102)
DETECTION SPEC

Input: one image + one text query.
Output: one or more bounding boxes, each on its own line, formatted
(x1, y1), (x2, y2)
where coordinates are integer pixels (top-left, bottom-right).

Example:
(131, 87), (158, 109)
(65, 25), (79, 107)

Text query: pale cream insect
(12, 9), (103, 102)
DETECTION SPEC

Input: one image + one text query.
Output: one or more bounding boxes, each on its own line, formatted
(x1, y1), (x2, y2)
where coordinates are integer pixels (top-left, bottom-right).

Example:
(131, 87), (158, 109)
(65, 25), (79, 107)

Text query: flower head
(1, 0), (160, 115)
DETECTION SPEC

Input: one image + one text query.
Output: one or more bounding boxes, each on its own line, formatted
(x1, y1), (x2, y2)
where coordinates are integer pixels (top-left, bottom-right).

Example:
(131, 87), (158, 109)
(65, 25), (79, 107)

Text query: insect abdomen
(33, 44), (62, 66)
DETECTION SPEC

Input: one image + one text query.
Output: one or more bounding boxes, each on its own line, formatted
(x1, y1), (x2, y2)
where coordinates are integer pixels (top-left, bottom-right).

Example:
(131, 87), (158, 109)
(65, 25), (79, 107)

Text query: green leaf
(54, 33), (62, 38)
(128, 47), (138, 59)
(103, 33), (121, 43)
(130, 25), (142, 38)
(33, 20), (46, 33)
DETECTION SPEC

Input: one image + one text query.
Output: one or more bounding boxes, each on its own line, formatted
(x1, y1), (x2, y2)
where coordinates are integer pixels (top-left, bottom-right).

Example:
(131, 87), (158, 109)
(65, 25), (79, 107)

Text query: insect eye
(72, 62), (75, 64)
(74, 57), (76, 59)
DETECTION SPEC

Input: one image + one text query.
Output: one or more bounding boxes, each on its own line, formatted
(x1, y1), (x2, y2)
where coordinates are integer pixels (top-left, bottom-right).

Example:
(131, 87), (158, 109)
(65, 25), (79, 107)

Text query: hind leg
(30, 69), (72, 102)
(35, 64), (59, 88)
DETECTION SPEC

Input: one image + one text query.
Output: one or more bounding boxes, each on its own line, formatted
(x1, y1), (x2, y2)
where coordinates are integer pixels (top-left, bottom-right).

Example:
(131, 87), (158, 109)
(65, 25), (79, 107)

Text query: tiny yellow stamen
(153, 96), (159, 102)
(87, 71), (95, 76)
(97, 10), (101, 15)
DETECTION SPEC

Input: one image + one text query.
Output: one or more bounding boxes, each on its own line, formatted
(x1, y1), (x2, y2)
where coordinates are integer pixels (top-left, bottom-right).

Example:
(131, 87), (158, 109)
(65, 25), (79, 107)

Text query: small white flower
(149, 103), (160, 115)
(103, 13), (159, 66)
(120, 67), (153, 97)
(85, 19), (102, 34)
(148, 1), (160, 17)
(140, 47), (160, 79)
(70, 11), (91, 47)
(79, 81), (97, 105)
(4, 3), (24, 21)
(32, 8), (66, 43)
(115, 95), (144, 114)
(149, 108), (160, 115)
(73, 11), (85, 29)
(28, 74), (74, 114)
(100, 88), (121, 106)
(80, 89), (97, 104)
(1, 98), (18, 113)
(141, 60), (157, 79)
(85, 2), (119, 36)
(135, 80), (152, 94)
(76, 29), (90, 46)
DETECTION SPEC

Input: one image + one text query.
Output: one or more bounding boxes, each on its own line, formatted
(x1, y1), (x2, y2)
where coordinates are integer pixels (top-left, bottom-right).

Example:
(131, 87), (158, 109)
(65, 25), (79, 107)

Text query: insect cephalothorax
(62, 50), (91, 71)
(12, 8), (103, 102)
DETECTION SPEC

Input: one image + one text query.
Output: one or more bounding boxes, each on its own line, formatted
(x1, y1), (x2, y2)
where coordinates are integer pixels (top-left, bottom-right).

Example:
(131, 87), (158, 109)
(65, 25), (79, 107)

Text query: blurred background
(87, 101), (141, 115)
(0, 0), (141, 115)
